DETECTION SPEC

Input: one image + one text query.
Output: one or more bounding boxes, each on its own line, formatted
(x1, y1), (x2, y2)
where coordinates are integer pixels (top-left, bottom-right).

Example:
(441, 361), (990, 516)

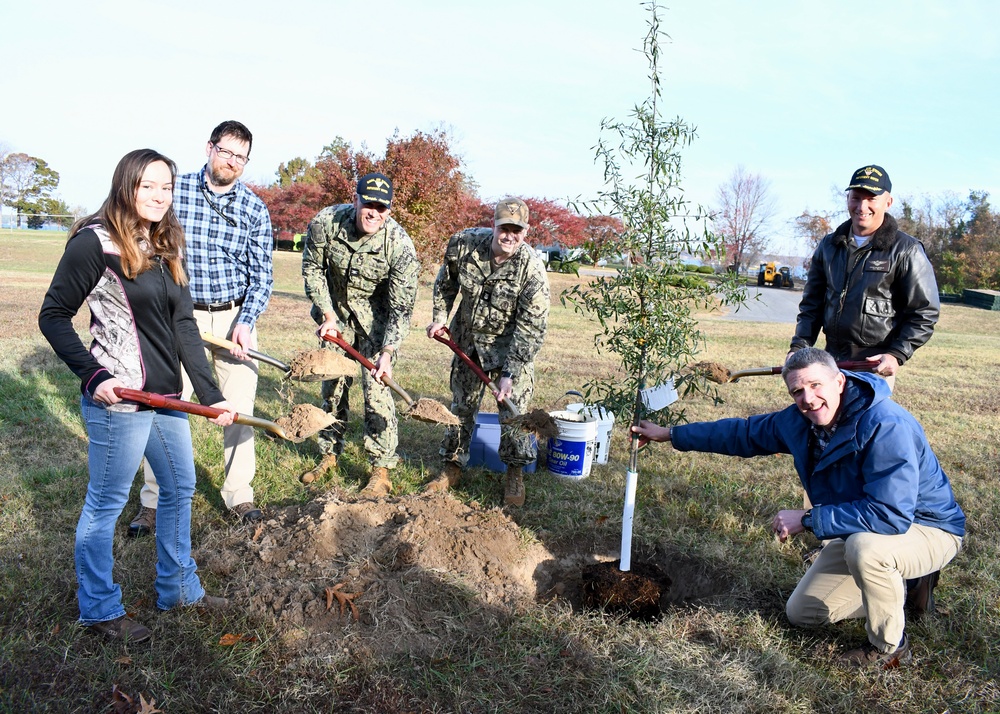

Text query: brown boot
(504, 466), (525, 507)
(301, 454), (338, 484)
(361, 466), (392, 497)
(423, 462), (462, 493)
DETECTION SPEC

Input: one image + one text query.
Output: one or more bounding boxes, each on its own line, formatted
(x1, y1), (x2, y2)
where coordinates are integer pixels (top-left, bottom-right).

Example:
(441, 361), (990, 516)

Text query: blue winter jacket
(671, 372), (965, 540)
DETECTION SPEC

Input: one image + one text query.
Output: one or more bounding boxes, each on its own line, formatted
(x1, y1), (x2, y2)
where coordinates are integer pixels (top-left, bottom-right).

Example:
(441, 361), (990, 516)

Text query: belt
(193, 296), (245, 312)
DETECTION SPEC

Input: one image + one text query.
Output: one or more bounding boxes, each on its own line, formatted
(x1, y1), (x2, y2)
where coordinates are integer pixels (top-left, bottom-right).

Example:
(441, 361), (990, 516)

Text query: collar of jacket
(833, 213), (899, 252)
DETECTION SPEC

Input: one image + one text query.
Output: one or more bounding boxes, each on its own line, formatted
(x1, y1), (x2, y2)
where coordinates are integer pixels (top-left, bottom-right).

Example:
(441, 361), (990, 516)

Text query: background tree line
(247, 128), (623, 267)
(0, 144), (73, 228)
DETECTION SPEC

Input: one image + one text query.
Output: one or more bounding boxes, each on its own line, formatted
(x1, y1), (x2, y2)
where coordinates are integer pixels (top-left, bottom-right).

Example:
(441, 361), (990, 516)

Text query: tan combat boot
(504, 466), (525, 507)
(361, 466), (392, 497)
(423, 462), (462, 493)
(300, 453), (338, 484)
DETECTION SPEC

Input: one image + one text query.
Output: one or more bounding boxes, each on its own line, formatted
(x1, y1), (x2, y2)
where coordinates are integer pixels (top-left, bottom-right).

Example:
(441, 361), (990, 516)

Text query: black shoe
(905, 570), (940, 616)
(88, 615), (151, 643)
(839, 633), (912, 669)
(231, 502), (263, 523)
(128, 506), (156, 537)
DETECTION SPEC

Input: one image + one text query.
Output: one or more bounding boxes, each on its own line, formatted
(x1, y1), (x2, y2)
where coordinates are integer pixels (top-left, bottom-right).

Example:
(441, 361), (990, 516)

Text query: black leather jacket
(790, 214), (939, 364)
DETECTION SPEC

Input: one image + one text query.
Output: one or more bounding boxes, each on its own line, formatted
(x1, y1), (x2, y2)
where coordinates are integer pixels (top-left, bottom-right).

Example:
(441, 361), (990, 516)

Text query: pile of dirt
(203, 492), (554, 658)
(407, 398), (460, 425)
(287, 350), (357, 382)
(503, 408), (560, 440)
(274, 404), (337, 442)
(690, 361), (730, 384)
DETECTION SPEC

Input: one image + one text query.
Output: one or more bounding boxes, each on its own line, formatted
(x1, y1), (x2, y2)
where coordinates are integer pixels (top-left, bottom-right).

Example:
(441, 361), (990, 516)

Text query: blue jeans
(77, 396), (205, 624)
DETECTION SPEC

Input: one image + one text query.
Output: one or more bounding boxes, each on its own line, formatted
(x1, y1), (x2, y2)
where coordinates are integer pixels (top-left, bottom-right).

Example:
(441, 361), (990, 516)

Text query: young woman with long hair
(39, 148), (237, 643)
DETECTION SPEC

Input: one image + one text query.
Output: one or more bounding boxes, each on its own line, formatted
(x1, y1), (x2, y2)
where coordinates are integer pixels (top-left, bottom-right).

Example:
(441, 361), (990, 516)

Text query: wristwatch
(801, 509), (813, 532)
(501, 370), (513, 380)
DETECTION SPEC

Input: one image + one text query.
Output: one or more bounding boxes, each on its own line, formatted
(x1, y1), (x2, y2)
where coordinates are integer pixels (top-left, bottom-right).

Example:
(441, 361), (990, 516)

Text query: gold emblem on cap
(506, 202), (520, 215)
(367, 177), (389, 192)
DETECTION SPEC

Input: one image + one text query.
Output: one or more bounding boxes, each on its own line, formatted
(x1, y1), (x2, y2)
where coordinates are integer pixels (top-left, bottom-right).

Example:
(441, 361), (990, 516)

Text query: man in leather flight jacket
(789, 165), (939, 390)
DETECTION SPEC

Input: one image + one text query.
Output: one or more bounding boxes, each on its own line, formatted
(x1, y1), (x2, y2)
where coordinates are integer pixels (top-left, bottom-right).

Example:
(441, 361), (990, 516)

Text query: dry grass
(3, 233), (1000, 712)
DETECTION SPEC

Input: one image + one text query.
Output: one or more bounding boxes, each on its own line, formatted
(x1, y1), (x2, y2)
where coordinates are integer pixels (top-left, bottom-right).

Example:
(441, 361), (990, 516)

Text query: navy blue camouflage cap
(357, 172), (393, 207)
(845, 165), (891, 195)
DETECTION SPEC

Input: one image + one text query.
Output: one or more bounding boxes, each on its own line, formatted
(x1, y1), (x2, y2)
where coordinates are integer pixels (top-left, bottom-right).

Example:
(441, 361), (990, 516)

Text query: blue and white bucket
(546, 409), (599, 479)
(567, 403), (616, 465)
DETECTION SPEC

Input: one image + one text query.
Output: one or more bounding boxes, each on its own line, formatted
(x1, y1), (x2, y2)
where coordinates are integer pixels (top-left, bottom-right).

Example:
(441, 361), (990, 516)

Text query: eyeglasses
(212, 144), (250, 166)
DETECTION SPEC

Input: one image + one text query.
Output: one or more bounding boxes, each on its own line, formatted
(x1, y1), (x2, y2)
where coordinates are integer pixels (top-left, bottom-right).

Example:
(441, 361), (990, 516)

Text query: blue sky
(3, 0), (998, 255)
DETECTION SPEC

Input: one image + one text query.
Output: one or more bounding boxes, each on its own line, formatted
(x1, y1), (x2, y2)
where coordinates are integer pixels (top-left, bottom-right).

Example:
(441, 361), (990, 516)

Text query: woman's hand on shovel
(208, 401), (237, 427)
(93, 378), (126, 405)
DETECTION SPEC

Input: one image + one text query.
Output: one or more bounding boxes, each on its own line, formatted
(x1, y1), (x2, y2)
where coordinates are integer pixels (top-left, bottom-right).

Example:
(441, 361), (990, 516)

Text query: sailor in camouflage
(300, 173), (419, 494)
(425, 197), (549, 506)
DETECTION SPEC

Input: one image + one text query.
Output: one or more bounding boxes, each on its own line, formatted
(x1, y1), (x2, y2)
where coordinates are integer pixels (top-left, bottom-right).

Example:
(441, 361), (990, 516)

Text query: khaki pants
(785, 523), (962, 652)
(141, 305), (259, 510)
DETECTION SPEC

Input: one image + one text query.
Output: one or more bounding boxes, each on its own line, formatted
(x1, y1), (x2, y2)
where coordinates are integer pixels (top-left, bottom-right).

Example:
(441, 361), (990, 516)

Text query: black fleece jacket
(38, 226), (224, 409)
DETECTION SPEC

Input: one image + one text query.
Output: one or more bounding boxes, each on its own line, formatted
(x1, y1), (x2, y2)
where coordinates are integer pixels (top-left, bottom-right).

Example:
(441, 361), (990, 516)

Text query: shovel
(112, 388), (334, 443)
(431, 327), (520, 418)
(720, 359), (877, 383)
(200, 332), (354, 382)
(319, 333), (458, 425)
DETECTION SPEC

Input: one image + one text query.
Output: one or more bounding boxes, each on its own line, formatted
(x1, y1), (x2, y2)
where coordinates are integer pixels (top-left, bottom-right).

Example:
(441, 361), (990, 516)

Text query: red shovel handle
(114, 387), (225, 419)
(432, 327), (519, 417)
(837, 360), (880, 372)
(320, 332), (415, 407)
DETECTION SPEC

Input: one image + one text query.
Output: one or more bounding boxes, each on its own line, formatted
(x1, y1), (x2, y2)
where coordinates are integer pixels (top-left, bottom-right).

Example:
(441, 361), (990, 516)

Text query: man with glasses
(423, 198), (549, 507)
(130, 120), (274, 535)
(300, 173), (419, 496)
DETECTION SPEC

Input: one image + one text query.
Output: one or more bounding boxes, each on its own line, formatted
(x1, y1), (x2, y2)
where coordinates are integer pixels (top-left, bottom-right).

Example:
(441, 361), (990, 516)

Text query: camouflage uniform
(432, 228), (549, 468)
(302, 204), (419, 467)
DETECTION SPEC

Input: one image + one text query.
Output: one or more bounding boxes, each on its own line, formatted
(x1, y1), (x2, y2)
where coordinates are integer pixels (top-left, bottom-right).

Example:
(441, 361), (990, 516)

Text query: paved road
(722, 286), (803, 324)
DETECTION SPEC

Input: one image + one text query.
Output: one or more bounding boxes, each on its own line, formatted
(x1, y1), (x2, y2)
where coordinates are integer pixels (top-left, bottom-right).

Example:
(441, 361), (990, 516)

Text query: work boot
(504, 466), (525, 507)
(231, 502), (263, 523)
(88, 615), (151, 644)
(361, 466), (392, 497)
(838, 633), (913, 669)
(423, 462), (462, 493)
(128, 506), (156, 538)
(300, 454), (338, 484)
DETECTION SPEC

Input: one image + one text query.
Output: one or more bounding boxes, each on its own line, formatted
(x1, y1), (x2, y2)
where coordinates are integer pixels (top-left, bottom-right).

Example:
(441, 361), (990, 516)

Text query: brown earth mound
(274, 404), (337, 442)
(202, 492), (553, 658)
(407, 398), (460, 425)
(288, 350), (358, 382)
(503, 409), (560, 440)
(690, 361), (730, 384)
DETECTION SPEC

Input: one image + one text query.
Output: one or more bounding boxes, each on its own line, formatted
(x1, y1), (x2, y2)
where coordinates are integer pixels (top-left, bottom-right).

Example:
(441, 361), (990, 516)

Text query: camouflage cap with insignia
(845, 165), (891, 195)
(357, 172), (393, 207)
(494, 197), (529, 229)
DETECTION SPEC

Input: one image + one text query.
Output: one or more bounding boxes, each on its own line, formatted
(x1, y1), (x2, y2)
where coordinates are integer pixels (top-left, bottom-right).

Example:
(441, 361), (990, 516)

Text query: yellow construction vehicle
(757, 262), (794, 288)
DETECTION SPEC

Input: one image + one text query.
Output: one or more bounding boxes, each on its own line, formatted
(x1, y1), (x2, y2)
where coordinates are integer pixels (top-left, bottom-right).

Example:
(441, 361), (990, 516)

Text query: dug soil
(273, 404), (338, 442)
(201, 491), (730, 660)
(287, 350), (358, 382)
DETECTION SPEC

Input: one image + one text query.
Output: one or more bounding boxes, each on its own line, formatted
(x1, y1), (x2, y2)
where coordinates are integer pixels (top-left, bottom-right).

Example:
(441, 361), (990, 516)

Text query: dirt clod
(274, 404), (338, 442)
(407, 398), (460, 425)
(580, 559), (672, 621)
(288, 350), (358, 382)
(502, 408), (560, 439)
(691, 361), (731, 384)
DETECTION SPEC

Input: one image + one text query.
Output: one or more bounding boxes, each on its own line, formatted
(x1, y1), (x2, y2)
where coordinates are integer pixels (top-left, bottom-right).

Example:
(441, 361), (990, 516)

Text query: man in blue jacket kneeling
(633, 347), (965, 669)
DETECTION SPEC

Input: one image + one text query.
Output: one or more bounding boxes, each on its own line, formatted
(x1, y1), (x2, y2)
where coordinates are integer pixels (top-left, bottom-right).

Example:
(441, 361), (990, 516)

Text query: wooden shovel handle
(728, 359), (881, 382)
(112, 387), (290, 440)
(199, 331), (291, 374)
(432, 327), (519, 417)
(320, 332), (415, 407)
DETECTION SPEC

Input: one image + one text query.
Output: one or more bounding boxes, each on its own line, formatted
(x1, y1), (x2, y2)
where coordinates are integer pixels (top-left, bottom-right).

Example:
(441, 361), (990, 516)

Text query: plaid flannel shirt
(175, 167), (273, 327)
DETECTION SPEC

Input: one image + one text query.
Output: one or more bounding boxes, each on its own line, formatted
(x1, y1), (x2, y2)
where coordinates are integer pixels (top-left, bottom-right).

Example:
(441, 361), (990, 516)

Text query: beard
(208, 164), (239, 188)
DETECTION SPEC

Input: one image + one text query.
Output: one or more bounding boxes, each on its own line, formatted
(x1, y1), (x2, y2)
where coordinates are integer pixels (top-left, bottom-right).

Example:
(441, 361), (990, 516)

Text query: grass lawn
(2, 230), (999, 713)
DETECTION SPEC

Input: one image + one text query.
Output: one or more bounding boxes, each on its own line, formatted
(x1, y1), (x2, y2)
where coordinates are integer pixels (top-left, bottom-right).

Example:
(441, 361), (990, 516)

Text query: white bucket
(546, 410), (599, 479)
(567, 403), (616, 464)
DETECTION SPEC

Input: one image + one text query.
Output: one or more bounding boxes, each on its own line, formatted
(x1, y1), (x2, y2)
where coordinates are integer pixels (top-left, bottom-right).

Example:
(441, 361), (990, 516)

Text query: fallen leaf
(110, 685), (134, 714)
(50, 623), (60, 635)
(114, 656), (133, 665)
(595, 515), (609, 525)
(138, 693), (163, 714)
(218, 633), (257, 646)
